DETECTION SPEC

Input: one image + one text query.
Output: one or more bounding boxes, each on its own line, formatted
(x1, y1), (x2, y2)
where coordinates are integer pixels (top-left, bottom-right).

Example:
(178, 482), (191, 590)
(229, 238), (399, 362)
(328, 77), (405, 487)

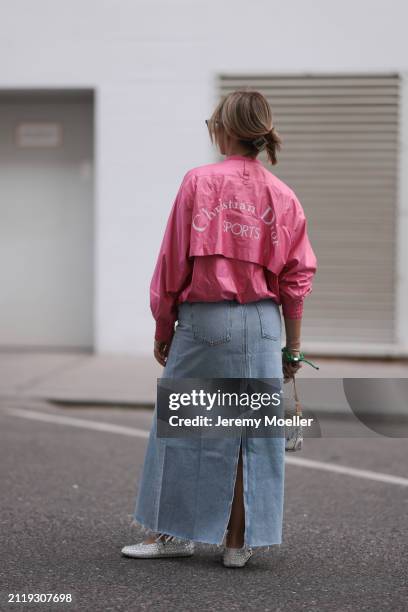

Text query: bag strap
(292, 376), (302, 416)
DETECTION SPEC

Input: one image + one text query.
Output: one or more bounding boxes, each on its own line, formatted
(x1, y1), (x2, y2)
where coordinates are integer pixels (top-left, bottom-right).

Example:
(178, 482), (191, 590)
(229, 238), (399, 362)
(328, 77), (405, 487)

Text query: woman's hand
(282, 348), (302, 383)
(154, 338), (173, 367)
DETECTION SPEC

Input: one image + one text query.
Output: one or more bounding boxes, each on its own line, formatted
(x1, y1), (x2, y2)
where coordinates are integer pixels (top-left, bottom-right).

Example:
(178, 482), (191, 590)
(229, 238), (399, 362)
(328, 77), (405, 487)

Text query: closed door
(0, 91), (94, 349)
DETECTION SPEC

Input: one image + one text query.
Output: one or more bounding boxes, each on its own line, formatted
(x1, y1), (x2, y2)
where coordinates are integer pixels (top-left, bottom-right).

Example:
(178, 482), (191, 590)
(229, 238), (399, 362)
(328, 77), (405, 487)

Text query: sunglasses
(205, 119), (222, 128)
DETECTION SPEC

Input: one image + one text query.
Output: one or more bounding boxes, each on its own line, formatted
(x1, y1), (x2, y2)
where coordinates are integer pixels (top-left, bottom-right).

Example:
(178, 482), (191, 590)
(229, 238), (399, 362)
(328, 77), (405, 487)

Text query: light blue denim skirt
(133, 299), (285, 548)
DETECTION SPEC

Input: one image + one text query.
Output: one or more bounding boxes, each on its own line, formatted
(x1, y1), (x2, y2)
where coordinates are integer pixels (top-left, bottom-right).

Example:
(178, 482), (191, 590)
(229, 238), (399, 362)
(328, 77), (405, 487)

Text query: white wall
(1, 0), (408, 355)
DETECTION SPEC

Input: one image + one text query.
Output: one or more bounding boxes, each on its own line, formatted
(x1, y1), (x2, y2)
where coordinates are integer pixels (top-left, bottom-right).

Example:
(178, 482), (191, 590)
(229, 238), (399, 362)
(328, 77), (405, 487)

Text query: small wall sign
(15, 122), (63, 148)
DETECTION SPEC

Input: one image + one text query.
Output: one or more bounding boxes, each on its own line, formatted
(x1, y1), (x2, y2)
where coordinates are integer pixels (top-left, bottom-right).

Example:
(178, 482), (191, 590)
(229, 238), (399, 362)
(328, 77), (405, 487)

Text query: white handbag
(285, 376), (303, 452)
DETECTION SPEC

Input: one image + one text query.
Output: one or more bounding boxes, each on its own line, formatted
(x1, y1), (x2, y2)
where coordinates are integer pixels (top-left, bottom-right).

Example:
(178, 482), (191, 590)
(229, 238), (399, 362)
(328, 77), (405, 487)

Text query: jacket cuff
(281, 298), (304, 319)
(154, 319), (175, 344)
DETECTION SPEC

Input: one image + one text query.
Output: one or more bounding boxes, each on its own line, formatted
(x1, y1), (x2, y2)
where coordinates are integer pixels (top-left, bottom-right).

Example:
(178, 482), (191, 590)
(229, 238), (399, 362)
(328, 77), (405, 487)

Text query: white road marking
(284, 456), (408, 487)
(4, 407), (149, 438)
(4, 407), (408, 487)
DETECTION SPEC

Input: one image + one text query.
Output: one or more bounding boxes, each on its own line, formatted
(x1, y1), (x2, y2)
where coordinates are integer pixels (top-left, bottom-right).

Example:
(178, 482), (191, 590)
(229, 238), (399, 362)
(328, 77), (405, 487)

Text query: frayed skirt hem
(131, 516), (283, 552)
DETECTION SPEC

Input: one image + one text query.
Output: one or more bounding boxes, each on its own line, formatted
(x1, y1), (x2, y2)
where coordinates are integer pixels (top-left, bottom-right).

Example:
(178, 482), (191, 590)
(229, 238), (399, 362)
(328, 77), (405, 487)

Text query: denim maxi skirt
(133, 299), (285, 548)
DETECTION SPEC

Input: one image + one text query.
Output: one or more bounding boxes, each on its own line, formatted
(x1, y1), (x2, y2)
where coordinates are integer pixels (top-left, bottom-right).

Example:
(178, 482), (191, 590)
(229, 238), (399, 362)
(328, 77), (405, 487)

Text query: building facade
(0, 1), (407, 356)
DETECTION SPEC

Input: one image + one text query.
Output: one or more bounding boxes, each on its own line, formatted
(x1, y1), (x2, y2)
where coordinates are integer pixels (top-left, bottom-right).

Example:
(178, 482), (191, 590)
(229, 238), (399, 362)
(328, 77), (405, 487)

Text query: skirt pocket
(255, 301), (281, 340)
(190, 301), (232, 346)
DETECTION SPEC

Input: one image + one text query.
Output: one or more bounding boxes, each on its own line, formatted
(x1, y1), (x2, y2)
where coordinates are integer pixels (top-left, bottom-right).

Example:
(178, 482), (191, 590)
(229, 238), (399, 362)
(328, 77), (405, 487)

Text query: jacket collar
(223, 154), (263, 165)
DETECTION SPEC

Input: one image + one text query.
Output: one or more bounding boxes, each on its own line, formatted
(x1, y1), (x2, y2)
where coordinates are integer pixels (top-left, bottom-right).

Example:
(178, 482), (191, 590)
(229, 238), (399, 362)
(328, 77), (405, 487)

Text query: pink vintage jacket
(150, 154), (317, 343)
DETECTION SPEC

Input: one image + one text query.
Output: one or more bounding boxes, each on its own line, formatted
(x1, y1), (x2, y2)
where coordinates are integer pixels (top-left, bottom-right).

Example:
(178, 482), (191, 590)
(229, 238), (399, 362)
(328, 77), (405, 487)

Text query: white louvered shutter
(218, 75), (400, 354)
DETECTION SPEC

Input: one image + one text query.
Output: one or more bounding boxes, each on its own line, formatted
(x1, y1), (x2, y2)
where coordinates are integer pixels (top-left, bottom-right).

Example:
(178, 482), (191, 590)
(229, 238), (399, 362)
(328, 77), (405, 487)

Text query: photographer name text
(168, 415), (314, 428)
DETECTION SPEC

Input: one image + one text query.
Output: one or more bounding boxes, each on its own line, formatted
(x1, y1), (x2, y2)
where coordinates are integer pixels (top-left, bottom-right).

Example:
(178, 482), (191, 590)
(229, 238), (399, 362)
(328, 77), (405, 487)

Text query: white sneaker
(121, 536), (194, 559)
(222, 546), (253, 568)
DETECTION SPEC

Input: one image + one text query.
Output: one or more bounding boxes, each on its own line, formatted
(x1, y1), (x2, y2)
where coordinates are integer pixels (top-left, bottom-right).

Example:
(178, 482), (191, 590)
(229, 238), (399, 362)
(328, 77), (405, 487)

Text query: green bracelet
(282, 346), (319, 370)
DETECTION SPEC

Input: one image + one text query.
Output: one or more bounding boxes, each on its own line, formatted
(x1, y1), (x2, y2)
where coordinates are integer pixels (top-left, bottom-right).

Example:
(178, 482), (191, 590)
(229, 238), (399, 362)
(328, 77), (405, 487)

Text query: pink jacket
(150, 154), (317, 342)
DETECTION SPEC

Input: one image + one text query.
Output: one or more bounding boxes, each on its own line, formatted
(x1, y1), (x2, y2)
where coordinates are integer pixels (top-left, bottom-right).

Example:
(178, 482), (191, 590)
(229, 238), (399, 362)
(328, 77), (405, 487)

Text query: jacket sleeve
(150, 172), (195, 343)
(277, 192), (317, 319)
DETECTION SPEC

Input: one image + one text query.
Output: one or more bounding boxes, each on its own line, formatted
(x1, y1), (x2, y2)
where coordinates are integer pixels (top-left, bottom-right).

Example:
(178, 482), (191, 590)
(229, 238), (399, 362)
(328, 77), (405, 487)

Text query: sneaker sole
(122, 550), (194, 559)
(222, 555), (253, 568)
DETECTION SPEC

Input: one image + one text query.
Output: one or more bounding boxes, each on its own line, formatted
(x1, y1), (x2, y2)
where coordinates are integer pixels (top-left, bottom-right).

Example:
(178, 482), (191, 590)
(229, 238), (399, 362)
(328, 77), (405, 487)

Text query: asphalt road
(0, 398), (407, 612)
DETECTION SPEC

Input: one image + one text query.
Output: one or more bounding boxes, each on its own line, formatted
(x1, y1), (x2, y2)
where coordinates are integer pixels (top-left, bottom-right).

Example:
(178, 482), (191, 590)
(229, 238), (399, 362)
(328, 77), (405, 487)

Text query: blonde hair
(207, 89), (282, 165)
